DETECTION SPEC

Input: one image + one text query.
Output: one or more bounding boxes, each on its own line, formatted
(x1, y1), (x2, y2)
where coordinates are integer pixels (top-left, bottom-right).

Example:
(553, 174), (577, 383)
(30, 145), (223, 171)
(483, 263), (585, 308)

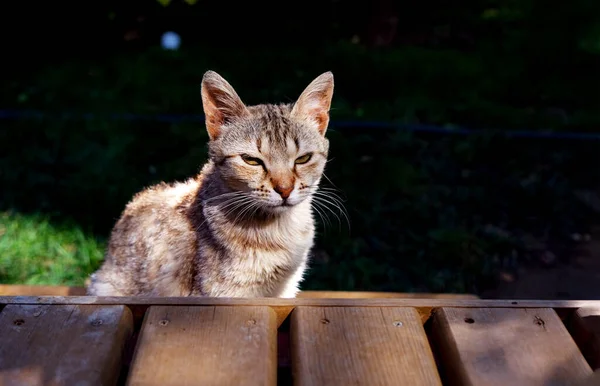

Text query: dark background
(2, 0), (600, 296)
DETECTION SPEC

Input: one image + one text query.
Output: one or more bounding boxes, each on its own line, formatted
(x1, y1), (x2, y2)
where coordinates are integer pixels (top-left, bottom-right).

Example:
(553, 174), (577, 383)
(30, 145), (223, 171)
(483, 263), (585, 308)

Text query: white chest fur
(205, 200), (315, 297)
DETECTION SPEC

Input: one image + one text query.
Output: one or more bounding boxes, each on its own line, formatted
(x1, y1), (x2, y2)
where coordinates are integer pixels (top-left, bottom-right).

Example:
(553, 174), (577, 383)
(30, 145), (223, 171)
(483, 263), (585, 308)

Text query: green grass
(0, 211), (104, 286)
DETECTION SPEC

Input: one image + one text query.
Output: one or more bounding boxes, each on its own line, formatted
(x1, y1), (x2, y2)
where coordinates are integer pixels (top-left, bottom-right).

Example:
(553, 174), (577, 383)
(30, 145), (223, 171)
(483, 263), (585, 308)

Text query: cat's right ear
(201, 71), (250, 140)
(291, 71), (334, 136)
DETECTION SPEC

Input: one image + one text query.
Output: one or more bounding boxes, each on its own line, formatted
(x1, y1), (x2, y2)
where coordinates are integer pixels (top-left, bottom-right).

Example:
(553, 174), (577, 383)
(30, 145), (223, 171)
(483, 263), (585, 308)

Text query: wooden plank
(298, 290), (479, 299)
(1, 297), (598, 327)
(0, 285), (478, 299)
(0, 304), (133, 386)
(290, 306), (442, 386)
(576, 370), (600, 386)
(0, 284), (86, 296)
(127, 306), (277, 386)
(432, 307), (593, 386)
(1, 296), (597, 310)
(570, 307), (600, 369)
(574, 370), (600, 386)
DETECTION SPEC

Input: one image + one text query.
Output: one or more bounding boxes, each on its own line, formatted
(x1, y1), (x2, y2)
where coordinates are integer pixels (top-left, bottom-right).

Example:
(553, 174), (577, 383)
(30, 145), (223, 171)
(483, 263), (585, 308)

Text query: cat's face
(201, 71), (333, 213)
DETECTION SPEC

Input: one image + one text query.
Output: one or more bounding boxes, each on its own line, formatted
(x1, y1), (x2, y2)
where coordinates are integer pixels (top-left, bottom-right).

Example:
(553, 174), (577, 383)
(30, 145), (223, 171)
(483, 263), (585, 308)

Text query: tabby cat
(86, 70), (334, 297)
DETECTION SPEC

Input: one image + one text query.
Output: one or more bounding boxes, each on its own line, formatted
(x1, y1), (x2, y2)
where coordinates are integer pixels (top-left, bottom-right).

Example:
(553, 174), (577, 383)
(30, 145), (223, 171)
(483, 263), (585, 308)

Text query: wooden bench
(0, 289), (599, 385)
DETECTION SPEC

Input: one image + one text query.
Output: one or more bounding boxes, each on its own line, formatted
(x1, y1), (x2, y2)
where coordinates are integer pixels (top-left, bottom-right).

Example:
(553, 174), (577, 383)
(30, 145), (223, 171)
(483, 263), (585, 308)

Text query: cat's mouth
(261, 194), (309, 210)
(264, 199), (297, 212)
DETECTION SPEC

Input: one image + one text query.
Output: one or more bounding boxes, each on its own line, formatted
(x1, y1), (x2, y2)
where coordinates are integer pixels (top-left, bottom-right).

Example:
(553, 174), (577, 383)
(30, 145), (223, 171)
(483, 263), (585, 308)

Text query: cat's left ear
(291, 72), (334, 136)
(201, 70), (250, 140)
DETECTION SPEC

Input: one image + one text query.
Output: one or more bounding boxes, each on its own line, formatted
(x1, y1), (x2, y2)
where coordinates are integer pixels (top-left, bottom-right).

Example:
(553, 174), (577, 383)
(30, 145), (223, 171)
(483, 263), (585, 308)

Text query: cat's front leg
(279, 284), (301, 298)
(276, 258), (308, 298)
(86, 271), (127, 296)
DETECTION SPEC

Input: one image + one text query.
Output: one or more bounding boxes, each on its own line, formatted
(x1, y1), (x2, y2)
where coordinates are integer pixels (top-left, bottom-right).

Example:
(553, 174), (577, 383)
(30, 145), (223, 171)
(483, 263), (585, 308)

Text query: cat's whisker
(316, 188), (347, 201)
(316, 195), (351, 228)
(220, 197), (256, 220)
(196, 196), (254, 230)
(310, 201), (330, 231)
(322, 172), (339, 188)
(313, 200), (337, 232)
(247, 202), (263, 221)
(204, 191), (247, 203)
(316, 186), (340, 191)
(312, 197), (343, 231)
(310, 183), (344, 194)
(232, 200), (260, 224)
(208, 197), (252, 221)
(204, 192), (243, 203)
(305, 183), (345, 197)
(312, 192), (351, 232)
(313, 189), (348, 206)
(250, 202), (267, 220)
(218, 196), (253, 212)
(312, 189), (342, 199)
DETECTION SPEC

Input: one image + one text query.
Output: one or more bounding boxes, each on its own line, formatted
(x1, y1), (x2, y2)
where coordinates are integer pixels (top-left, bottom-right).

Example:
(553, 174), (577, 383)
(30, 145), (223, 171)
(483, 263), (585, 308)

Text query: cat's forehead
(247, 104), (294, 141)
(216, 103), (325, 156)
(244, 104), (318, 145)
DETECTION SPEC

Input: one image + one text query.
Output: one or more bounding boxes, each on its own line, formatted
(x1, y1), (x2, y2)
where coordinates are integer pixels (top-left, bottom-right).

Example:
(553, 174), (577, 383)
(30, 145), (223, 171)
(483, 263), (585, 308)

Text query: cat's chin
(265, 204), (295, 214)
(261, 200), (303, 215)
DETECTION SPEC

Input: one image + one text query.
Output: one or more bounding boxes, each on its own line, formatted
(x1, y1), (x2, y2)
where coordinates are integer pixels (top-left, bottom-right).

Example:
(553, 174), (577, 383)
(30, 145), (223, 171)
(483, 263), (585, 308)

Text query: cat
(86, 70), (334, 298)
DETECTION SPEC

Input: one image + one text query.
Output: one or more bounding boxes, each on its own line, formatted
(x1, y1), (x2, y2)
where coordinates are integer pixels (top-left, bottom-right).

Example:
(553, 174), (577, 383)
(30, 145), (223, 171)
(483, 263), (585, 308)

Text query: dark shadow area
(277, 315), (293, 386)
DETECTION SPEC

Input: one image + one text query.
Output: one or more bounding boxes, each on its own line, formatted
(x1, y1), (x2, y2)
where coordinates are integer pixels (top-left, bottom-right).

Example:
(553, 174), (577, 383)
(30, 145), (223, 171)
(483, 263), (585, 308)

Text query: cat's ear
(201, 71), (250, 140)
(290, 71), (334, 135)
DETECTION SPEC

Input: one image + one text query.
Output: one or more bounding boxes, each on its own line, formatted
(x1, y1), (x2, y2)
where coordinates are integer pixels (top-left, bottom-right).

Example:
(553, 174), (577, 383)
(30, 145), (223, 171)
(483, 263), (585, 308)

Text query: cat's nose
(273, 184), (293, 199)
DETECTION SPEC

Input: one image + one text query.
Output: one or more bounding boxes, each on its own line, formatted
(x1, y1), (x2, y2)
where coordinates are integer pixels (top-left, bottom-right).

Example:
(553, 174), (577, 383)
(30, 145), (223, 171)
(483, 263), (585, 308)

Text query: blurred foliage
(1, 0), (600, 293)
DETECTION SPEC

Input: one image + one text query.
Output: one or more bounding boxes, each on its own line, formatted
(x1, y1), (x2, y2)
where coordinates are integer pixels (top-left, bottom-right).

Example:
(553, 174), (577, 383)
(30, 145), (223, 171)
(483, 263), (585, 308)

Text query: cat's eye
(295, 153), (313, 164)
(241, 154), (263, 166)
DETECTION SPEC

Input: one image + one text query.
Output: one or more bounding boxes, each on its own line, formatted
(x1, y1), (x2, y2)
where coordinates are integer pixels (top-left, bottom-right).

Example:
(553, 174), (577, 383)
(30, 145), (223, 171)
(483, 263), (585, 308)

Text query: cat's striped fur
(86, 70), (334, 297)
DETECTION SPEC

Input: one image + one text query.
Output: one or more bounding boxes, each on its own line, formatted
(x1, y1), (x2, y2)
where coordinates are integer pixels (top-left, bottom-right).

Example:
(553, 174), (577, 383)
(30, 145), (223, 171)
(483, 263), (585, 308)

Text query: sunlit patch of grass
(0, 211), (104, 286)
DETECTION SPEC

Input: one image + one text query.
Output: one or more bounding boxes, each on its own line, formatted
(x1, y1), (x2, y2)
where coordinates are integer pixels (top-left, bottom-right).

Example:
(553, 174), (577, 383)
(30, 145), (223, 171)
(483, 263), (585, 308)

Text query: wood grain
(432, 307), (593, 386)
(127, 306), (277, 386)
(1, 296), (597, 310)
(575, 370), (600, 386)
(0, 285), (478, 300)
(570, 307), (600, 369)
(0, 284), (86, 296)
(1, 297), (598, 328)
(0, 304), (133, 386)
(290, 306), (442, 385)
(298, 291), (479, 299)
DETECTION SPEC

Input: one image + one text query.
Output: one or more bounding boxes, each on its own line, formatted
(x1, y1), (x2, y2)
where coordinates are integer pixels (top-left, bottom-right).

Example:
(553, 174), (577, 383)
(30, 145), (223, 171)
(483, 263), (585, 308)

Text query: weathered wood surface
(1, 296), (598, 309)
(127, 306), (277, 386)
(432, 307), (593, 386)
(2, 297), (599, 329)
(0, 304), (132, 386)
(571, 307), (600, 369)
(0, 287), (599, 386)
(297, 291), (479, 299)
(0, 284), (87, 296)
(575, 370), (600, 386)
(0, 285), (478, 300)
(291, 306), (442, 385)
